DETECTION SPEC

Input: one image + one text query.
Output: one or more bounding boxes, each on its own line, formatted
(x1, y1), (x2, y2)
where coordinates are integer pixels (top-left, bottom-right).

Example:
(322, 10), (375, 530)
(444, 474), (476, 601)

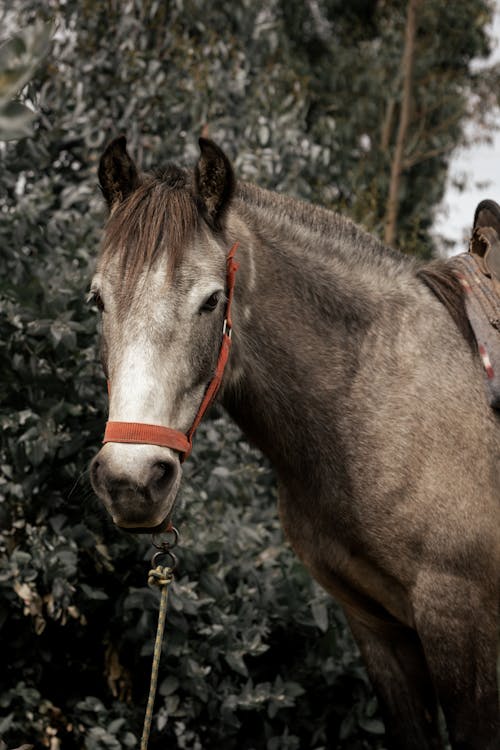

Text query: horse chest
(277, 482), (414, 628)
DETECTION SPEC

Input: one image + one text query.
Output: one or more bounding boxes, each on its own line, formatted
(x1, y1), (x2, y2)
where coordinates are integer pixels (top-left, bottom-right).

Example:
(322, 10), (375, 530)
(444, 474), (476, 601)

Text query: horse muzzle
(90, 443), (181, 532)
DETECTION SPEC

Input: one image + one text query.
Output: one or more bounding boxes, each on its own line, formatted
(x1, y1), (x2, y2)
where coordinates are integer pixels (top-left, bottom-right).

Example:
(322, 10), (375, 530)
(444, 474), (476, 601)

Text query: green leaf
(0, 100), (35, 140)
(358, 716), (386, 734)
(311, 600), (329, 633)
(159, 674), (179, 696)
(225, 650), (248, 677)
(80, 583), (109, 601)
(0, 21), (52, 104)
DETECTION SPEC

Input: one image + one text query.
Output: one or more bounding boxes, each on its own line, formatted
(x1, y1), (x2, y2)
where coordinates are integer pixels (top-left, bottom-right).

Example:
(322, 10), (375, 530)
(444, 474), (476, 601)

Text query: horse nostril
(150, 460), (176, 494)
(90, 449), (181, 529)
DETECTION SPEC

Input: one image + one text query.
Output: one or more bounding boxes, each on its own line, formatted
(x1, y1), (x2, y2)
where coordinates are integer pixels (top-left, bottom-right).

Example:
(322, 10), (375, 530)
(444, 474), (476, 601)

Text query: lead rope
(140, 528), (179, 750)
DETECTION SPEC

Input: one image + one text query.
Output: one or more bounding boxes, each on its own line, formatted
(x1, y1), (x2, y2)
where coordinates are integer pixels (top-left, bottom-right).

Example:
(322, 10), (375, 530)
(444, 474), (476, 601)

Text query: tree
(384, 0), (421, 246)
(276, 0), (499, 255)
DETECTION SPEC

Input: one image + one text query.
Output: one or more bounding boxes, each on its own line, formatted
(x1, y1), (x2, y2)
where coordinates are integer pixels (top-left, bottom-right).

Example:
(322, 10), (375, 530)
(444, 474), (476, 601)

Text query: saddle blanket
(453, 252), (500, 409)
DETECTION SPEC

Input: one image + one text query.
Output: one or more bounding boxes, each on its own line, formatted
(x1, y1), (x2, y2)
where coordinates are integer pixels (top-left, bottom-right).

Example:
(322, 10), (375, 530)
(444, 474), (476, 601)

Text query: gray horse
(90, 137), (500, 750)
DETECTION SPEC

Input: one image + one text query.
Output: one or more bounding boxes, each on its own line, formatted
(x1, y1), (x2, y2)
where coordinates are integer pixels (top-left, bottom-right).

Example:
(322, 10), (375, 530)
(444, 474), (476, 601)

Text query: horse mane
(241, 182), (475, 347)
(236, 182), (408, 273)
(417, 260), (473, 346)
(100, 166), (474, 350)
(100, 166), (199, 290)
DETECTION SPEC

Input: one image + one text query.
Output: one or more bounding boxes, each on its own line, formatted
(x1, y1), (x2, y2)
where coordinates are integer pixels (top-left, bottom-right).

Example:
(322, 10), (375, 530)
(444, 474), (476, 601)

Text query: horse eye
(87, 289), (105, 313)
(200, 292), (220, 313)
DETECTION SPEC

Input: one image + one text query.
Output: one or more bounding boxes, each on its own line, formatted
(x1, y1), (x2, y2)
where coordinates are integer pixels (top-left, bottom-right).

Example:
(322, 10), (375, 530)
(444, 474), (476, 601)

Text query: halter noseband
(103, 242), (239, 462)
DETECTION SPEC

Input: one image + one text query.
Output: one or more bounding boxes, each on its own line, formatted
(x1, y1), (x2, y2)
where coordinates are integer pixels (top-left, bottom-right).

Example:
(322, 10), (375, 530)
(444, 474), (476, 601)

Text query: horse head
(90, 136), (235, 531)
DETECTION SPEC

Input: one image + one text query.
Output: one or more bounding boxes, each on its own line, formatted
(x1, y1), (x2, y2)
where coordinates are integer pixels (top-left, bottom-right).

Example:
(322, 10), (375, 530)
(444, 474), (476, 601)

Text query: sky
(433, 4), (500, 256)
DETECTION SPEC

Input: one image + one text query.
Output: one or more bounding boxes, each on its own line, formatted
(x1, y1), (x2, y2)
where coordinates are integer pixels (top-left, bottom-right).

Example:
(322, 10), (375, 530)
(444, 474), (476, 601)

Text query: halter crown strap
(103, 242), (239, 462)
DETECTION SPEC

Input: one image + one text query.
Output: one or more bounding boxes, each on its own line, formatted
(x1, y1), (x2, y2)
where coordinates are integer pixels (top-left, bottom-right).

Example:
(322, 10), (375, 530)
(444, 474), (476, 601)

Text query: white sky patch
(434, 5), (500, 256)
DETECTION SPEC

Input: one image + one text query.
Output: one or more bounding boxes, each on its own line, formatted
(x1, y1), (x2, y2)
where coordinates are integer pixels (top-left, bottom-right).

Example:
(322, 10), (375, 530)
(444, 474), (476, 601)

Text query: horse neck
(222, 184), (416, 485)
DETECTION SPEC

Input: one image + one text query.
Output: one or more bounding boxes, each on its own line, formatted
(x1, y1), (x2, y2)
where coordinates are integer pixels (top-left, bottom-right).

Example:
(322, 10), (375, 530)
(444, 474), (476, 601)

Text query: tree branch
(381, 97), (395, 152)
(384, 0), (421, 247)
(403, 143), (456, 170)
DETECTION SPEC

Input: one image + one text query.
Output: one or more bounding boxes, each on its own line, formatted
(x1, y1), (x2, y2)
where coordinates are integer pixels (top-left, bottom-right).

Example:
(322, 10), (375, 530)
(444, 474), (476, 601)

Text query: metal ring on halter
(151, 526), (179, 551)
(151, 548), (177, 571)
(222, 318), (232, 338)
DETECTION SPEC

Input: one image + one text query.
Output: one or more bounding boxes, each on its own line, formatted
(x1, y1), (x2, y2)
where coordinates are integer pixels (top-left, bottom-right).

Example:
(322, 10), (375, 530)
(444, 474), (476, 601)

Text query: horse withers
(89, 136), (500, 750)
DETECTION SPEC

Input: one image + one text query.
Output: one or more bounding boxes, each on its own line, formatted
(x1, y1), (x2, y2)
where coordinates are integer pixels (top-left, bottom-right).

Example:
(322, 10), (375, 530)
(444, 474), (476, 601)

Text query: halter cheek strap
(103, 242), (239, 462)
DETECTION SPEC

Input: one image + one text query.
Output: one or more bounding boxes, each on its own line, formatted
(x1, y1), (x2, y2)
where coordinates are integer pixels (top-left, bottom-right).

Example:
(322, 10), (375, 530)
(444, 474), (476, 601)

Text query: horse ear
(98, 136), (139, 210)
(471, 199), (500, 279)
(473, 199), (500, 234)
(195, 138), (234, 229)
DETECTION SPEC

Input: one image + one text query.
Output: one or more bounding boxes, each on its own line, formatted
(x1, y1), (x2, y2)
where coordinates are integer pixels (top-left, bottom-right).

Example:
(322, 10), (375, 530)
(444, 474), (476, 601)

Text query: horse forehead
(178, 242), (225, 286)
(108, 258), (223, 329)
(159, 234), (226, 304)
(96, 231), (224, 315)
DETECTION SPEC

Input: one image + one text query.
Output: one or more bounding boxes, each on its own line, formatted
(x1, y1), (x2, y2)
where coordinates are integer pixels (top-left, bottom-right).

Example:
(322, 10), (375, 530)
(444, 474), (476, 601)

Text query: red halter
(103, 242), (239, 462)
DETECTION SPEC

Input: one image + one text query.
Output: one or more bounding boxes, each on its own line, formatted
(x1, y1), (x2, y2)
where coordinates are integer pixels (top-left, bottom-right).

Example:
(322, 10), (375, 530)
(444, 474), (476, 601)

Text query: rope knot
(147, 565), (174, 588)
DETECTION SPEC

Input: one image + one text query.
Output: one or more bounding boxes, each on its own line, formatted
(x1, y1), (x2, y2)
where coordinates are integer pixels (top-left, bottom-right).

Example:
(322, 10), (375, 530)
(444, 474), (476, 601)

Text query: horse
(89, 136), (500, 750)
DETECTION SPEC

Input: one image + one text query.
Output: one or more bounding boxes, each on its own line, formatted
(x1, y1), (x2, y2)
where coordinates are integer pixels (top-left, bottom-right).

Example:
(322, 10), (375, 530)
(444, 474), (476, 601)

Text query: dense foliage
(0, 20), (51, 141)
(1, 1), (498, 748)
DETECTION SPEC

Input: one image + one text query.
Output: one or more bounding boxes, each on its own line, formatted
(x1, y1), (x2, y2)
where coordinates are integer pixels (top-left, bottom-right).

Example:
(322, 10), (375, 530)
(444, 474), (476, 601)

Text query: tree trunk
(381, 97), (395, 152)
(384, 0), (421, 247)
